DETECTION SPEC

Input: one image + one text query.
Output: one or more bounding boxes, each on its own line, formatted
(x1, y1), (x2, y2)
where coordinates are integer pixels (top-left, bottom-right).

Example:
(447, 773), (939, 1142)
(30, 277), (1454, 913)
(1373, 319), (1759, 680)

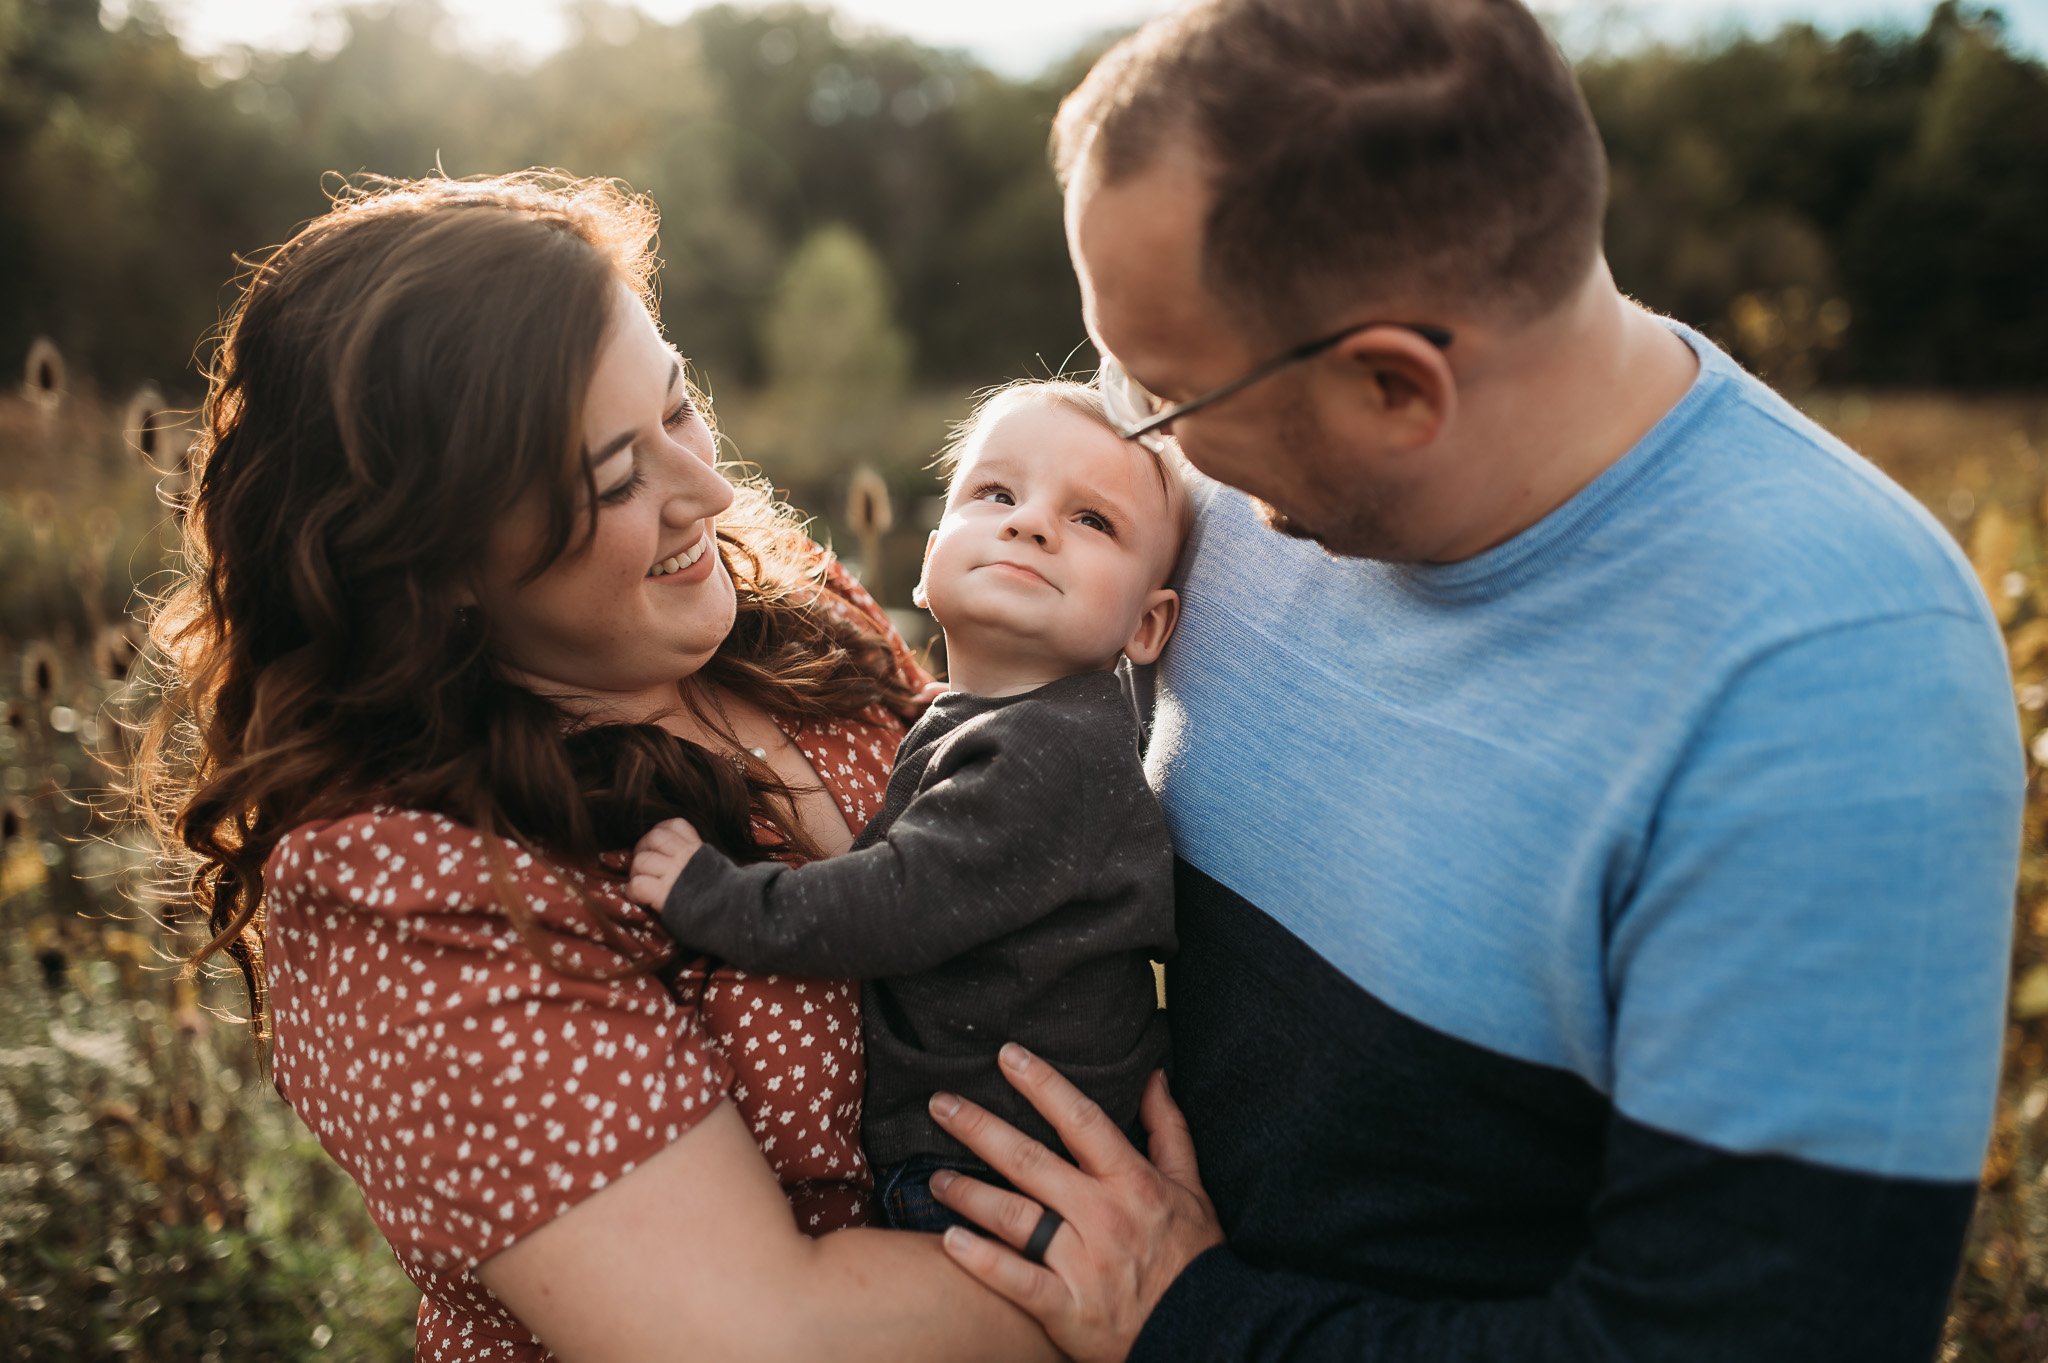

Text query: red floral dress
(264, 564), (930, 1362)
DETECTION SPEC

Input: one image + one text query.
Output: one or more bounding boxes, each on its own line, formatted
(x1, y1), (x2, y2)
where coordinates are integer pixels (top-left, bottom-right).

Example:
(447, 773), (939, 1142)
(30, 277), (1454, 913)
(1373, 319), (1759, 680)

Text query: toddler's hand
(627, 818), (706, 910)
(890, 679), (950, 723)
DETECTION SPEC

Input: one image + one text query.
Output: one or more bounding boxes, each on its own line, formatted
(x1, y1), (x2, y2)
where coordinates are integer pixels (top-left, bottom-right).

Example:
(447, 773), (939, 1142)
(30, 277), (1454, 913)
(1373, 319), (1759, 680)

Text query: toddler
(627, 379), (1189, 1232)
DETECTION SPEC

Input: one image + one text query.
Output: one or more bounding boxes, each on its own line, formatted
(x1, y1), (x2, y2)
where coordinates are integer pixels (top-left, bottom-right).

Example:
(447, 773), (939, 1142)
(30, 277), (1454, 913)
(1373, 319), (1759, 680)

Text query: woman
(132, 171), (1059, 1361)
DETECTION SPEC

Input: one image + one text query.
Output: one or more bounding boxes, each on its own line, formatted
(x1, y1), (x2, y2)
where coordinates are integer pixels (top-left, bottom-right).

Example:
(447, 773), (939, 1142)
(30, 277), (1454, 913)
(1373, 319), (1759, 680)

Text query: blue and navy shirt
(1133, 324), (2022, 1361)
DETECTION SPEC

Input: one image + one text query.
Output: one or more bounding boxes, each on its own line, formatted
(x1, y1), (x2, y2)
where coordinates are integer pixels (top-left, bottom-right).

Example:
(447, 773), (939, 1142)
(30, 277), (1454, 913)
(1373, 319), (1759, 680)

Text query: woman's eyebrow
(585, 358), (683, 466)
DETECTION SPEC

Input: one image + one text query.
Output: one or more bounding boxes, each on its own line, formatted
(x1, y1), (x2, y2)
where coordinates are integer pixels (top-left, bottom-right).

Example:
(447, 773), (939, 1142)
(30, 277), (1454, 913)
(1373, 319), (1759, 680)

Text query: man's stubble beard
(1257, 402), (1408, 562)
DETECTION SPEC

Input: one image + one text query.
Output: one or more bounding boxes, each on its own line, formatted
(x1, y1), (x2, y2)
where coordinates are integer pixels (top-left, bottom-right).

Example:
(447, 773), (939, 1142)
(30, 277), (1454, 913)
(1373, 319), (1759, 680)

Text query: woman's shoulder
(272, 807), (491, 909)
(267, 807), (623, 938)
(273, 805), (477, 868)
(264, 807), (736, 1322)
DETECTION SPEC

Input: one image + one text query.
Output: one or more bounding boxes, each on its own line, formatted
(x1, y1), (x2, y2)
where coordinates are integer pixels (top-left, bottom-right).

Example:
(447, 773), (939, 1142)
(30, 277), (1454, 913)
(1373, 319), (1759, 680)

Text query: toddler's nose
(1000, 500), (1057, 547)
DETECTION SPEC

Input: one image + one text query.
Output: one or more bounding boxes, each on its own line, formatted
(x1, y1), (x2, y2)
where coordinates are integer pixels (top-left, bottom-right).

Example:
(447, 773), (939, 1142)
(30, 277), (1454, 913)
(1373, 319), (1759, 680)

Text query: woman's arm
(477, 1097), (1062, 1363)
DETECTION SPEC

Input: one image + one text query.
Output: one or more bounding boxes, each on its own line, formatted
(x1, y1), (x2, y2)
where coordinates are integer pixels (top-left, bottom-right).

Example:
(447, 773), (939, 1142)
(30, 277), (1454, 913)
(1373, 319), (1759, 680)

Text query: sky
(130, 0), (2048, 73)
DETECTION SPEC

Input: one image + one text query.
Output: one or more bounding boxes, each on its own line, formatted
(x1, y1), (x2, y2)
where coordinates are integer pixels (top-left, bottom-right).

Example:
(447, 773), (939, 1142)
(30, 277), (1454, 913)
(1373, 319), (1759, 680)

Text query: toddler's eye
(1077, 510), (1115, 535)
(971, 483), (1014, 506)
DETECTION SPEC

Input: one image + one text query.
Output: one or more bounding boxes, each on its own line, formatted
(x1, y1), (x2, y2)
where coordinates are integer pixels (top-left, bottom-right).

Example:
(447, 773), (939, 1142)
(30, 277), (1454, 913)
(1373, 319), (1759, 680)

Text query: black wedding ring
(1021, 1205), (1063, 1264)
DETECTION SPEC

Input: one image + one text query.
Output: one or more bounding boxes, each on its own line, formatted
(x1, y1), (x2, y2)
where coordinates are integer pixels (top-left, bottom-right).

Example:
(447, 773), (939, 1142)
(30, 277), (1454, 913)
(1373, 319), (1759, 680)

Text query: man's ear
(1121, 587), (1180, 667)
(1333, 326), (1455, 450)
(910, 530), (937, 610)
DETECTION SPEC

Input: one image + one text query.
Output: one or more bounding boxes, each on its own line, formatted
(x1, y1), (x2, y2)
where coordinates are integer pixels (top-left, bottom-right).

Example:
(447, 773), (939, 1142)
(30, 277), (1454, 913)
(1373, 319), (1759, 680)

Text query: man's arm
(657, 721), (1102, 978)
(931, 1054), (1981, 1363)
(929, 610), (2023, 1363)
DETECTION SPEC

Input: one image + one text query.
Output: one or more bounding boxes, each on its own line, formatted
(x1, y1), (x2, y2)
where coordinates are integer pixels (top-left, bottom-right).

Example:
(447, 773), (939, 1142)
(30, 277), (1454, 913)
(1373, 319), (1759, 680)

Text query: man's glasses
(1099, 319), (1455, 454)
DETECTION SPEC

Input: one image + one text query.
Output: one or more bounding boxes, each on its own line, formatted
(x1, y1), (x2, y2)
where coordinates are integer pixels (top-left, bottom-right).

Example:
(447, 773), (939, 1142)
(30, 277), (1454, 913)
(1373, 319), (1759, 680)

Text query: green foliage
(766, 224), (911, 401)
(0, 960), (419, 1361)
(758, 223), (912, 479)
(1582, 1), (2048, 388)
(0, 0), (1092, 398)
(10, 1), (2031, 402)
(0, 408), (420, 1358)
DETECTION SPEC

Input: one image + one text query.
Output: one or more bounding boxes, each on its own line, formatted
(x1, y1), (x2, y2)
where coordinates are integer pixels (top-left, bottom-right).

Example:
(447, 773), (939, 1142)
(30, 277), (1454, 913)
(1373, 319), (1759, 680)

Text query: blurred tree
(510, 3), (777, 383)
(1583, 1), (2045, 387)
(0, 1), (2042, 397)
(1838, 3), (2048, 384)
(684, 4), (1083, 383)
(0, 0), (319, 389)
(757, 221), (911, 477)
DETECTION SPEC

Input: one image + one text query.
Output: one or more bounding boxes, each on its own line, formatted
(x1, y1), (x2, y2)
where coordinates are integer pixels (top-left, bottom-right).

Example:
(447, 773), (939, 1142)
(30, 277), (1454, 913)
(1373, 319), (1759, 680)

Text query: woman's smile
(647, 525), (716, 582)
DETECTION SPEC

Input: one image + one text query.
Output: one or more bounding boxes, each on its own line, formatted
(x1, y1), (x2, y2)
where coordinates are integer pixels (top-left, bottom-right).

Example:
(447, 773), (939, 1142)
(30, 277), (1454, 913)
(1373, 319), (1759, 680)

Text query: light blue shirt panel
(1150, 325), (2022, 1180)
(1609, 612), (2020, 1178)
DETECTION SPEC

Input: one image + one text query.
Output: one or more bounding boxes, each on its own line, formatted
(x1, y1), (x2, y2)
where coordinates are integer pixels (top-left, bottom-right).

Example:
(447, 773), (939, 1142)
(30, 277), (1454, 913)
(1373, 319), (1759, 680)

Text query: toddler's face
(919, 397), (1184, 675)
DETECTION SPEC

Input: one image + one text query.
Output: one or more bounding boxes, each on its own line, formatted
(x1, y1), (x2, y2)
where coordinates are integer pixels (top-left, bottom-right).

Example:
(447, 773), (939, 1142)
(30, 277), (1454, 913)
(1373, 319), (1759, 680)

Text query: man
(922, 1), (2024, 1360)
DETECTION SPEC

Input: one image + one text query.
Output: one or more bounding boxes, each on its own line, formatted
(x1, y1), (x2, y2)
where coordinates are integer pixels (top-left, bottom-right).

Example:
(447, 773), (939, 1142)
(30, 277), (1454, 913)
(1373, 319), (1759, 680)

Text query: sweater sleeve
(1132, 1123), (1979, 1362)
(659, 716), (1099, 978)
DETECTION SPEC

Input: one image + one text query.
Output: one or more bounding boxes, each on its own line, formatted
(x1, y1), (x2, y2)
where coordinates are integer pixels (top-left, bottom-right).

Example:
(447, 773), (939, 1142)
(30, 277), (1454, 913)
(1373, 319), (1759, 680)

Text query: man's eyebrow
(585, 358), (683, 466)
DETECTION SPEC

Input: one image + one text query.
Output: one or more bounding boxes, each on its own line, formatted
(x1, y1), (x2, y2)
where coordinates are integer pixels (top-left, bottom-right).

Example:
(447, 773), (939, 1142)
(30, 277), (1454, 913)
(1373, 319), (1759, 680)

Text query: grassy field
(1, 381), (2044, 1360)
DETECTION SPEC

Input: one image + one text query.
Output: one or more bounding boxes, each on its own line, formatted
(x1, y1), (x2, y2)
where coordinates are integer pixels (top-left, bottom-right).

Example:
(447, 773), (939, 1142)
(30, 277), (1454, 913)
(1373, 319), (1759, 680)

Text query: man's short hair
(1053, 0), (1608, 335)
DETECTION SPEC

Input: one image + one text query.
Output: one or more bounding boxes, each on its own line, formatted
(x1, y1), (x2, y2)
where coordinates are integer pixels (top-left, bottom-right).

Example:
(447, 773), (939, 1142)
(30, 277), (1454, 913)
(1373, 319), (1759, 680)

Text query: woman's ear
(910, 531), (937, 611)
(1121, 587), (1180, 667)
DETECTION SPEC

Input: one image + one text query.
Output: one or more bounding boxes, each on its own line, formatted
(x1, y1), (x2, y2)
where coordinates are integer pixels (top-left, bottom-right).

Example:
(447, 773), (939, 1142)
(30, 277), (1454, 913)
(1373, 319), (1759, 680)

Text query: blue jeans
(876, 1154), (1018, 1234)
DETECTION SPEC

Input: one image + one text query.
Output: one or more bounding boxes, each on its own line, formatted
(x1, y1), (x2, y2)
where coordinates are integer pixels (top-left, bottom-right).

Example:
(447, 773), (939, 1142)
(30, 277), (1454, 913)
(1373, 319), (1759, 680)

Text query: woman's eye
(598, 467), (647, 507)
(662, 394), (697, 430)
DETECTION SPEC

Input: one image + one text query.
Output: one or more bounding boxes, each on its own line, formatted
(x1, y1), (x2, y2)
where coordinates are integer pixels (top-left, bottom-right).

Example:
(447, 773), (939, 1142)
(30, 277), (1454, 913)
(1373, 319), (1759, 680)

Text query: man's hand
(925, 1045), (1225, 1363)
(626, 817), (706, 911)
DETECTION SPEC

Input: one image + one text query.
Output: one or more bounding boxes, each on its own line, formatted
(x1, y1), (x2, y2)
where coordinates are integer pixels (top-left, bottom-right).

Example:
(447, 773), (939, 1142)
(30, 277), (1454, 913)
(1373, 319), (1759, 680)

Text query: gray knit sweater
(660, 668), (1174, 1168)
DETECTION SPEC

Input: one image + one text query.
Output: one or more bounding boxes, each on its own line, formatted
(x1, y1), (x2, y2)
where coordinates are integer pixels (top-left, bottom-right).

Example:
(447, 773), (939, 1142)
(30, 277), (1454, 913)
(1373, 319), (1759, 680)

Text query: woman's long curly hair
(129, 172), (917, 1039)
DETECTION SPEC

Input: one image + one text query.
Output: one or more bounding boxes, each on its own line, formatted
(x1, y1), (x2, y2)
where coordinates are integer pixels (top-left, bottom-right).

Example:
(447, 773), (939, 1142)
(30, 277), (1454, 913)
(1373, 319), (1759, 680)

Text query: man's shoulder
(1179, 361), (1994, 659)
(1652, 359), (1991, 635)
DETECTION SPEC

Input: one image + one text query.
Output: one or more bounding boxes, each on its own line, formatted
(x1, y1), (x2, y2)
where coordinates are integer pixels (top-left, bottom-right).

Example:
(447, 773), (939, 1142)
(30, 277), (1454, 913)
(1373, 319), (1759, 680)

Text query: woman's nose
(661, 453), (735, 525)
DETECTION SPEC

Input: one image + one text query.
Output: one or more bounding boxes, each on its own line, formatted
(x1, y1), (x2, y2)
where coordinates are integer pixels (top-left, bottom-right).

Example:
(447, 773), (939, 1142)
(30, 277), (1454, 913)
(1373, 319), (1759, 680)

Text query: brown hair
(130, 172), (917, 1036)
(1052, 0), (1607, 334)
(937, 379), (1195, 549)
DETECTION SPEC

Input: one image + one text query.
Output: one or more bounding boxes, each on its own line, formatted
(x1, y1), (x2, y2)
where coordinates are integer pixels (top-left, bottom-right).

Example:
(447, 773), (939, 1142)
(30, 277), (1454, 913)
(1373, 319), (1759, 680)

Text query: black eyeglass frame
(1103, 319), (1455, 450)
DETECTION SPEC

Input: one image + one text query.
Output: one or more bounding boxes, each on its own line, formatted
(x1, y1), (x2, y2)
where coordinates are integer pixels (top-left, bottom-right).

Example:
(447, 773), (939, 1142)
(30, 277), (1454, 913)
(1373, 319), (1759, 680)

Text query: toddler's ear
(910, 530), (937, 611)
(1122, 587), (1180, 667)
